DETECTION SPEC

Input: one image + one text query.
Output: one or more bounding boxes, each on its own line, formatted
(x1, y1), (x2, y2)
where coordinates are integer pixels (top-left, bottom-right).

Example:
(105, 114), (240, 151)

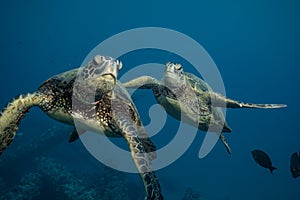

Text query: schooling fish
(290, 151), (300, 178)
(251, 149), (277, 174)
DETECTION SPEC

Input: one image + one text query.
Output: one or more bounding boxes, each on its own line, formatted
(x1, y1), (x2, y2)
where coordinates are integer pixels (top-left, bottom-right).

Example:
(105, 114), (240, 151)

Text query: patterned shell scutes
(37, 69), (79, 113)
(184, 72), (213, 94)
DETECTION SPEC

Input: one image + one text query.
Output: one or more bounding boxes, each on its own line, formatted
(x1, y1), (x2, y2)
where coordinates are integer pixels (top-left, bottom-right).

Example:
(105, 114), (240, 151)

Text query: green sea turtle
(0, 55), (163, 200)
(123, 62), (286, 154)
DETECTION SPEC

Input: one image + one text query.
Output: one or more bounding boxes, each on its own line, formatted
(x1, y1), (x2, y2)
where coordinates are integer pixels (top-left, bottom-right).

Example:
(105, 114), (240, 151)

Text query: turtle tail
(0, 92), (45, 155)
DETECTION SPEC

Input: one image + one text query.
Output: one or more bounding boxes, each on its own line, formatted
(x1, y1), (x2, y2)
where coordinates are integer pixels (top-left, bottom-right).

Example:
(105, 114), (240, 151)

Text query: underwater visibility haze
(0, 0), (300, 199)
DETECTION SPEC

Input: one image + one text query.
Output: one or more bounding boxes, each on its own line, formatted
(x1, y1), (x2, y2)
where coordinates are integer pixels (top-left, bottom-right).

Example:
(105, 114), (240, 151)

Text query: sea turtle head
(163, 62), (186, 89)
(73, 55), (122, 103)
(86, 55), (122, 84)
(79, 55), (122, 89)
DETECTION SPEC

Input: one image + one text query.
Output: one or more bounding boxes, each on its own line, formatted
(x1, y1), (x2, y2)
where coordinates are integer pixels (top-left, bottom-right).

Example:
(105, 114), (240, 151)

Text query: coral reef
(1, 124), (201, 199)
(2, 172), (42, 200)
(0, 177), (4, 194)
(0, 124), (69, 168)
(0, 155), (131, 200)
(98, 167), (129, 200)
(36, 156), (98, 200)
(0, 124), (134, 199)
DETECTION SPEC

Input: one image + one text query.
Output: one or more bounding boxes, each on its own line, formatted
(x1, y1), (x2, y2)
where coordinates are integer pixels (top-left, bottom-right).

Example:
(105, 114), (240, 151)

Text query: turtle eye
(175, 64), (182, 70)
(116, 60), (123, 70)
(166, 62), (172, 68)
(93, 55), (104, 65)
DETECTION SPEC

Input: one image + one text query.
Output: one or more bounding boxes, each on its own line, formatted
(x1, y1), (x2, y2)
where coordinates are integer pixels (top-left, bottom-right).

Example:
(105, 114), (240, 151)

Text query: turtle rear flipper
(269, 166), (277, 174)
(68, 128), (86, 143)
(116, 116), (163, 199)
(68, 129), (80, 143)
(0, 92), (45, 154)
(219, 133), (231, 155)
(204, 92), (287, 109)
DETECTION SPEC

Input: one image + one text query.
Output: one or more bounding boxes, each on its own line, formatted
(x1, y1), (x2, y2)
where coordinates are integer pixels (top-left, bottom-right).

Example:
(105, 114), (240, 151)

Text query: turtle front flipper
(123, 127), (163, 200)
(123, 76), (161, 89)
(204, 92), (287, 109)
(115, 117), (163, 199)
(137, 126), (157, 160)
(0, 92), (46, 154)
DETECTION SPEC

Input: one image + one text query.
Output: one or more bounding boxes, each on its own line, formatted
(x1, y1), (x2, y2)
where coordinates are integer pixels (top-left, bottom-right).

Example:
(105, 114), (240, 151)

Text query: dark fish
(290, 151), (300, 178)
(251, 149), (277, 174)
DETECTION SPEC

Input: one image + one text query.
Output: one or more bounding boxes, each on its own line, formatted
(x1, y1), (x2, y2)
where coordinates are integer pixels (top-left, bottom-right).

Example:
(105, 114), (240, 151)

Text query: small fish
(290, 151), (300, 178)
(251, 149), (277, 174)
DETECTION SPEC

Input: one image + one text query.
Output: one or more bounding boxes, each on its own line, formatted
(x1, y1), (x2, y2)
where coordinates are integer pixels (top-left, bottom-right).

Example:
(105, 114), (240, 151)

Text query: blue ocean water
(0, 0), (299, 199)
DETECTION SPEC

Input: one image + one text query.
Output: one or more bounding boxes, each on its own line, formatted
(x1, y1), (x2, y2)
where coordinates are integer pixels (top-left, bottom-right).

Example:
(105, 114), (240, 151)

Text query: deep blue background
(0, 0), (299, 199)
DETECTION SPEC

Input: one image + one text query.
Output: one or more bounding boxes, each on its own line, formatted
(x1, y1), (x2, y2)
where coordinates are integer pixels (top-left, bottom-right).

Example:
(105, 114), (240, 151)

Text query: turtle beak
(101, 61), (122, 85)
(101, 66), (118, 85)
(101, 69), (118, 82)
(93, 56), (122, 86)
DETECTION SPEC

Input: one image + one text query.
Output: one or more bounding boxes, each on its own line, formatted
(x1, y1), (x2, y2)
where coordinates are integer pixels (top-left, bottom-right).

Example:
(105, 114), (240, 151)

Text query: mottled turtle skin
(123, 62), (286, 155)
(0, 55), (163, 200)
